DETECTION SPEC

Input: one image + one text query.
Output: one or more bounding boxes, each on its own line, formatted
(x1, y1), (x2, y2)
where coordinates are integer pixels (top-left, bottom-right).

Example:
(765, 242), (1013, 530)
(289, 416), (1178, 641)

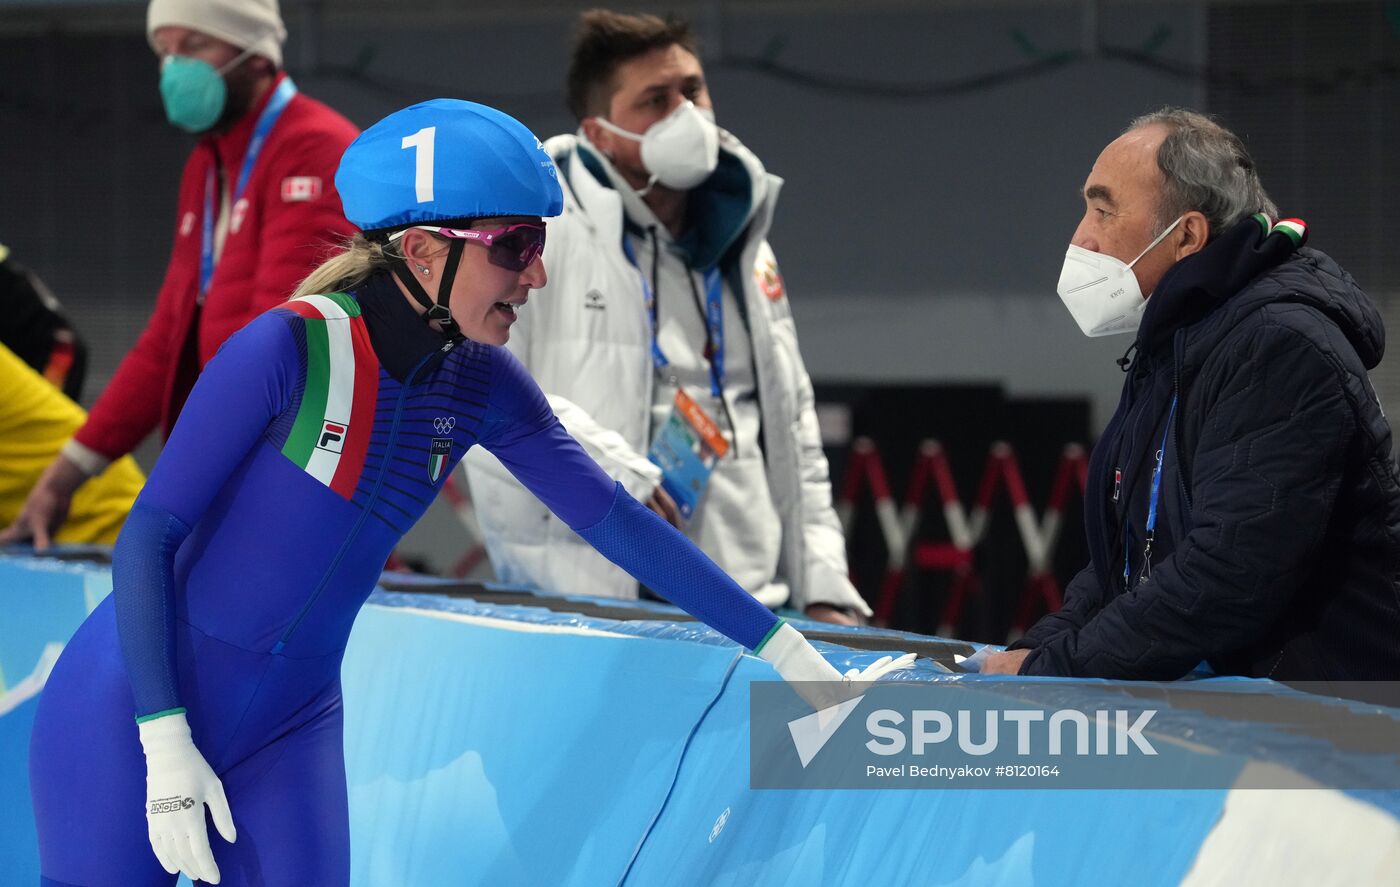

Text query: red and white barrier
(836, 438), (1087, 640)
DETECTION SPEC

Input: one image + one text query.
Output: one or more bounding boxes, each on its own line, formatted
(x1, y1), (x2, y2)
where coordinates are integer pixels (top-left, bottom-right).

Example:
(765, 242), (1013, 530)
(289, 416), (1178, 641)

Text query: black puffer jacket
(0, 247), (87, 400)
(1019, 216), (1400, 680)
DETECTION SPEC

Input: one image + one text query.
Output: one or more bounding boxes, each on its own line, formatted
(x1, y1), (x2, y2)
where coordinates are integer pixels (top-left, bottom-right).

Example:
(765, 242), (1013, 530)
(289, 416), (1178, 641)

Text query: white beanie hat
(147, 0), (287, 68)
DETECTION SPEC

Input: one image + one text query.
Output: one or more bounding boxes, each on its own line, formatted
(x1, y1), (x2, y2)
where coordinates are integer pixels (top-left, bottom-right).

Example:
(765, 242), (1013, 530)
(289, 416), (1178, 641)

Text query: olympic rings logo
(434, 417), (456, 435)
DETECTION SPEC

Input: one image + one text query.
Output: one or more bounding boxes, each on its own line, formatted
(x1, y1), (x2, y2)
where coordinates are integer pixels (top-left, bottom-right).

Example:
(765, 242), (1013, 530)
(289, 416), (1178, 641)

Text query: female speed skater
(29, 99), (912, 886)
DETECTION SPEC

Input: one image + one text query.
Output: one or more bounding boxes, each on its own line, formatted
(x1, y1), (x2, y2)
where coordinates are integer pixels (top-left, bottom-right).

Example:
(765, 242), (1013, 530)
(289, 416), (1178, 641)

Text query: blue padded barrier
(623, 656), (1224, 885)
(0, 555), (109, 887)
(4, 553), (1400, 886)
(340, 602), (743, 885)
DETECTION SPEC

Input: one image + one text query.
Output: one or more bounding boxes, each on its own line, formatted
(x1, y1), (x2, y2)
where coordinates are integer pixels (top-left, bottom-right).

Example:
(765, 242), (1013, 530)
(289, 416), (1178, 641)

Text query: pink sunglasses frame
(397, 222), (547, 271)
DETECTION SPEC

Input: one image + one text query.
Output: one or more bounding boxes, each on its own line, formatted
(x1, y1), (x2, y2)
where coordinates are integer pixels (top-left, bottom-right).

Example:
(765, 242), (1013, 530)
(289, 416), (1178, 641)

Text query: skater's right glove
(138, 709), (237, 884)
(756, 621), (917, 711)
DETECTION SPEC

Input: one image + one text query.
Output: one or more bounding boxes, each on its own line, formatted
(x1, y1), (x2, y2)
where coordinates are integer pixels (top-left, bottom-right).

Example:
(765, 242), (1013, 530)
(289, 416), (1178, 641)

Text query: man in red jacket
(1, 0), (358, 548)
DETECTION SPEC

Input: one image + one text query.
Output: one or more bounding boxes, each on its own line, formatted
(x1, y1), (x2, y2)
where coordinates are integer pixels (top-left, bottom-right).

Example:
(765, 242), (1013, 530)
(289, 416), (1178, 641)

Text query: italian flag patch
(280, 293), (379, 499)
(428, 438), (451, 484)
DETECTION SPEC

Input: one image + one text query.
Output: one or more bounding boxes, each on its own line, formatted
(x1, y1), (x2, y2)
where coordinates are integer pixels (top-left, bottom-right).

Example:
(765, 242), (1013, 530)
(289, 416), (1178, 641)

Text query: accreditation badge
(647, 389), (730, 520)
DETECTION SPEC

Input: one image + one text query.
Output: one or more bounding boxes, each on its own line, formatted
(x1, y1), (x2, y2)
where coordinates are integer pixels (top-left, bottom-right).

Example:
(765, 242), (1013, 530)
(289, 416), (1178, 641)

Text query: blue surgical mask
(158, 48), (254, 134)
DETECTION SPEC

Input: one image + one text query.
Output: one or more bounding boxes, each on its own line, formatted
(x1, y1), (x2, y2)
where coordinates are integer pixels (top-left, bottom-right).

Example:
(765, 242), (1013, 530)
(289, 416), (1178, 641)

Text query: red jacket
(75, 74), (359, 459)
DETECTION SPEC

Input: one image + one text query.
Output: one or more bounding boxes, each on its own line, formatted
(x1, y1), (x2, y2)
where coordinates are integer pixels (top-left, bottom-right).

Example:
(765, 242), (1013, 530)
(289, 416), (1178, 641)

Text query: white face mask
(1056, 216), (1184, 337)
(594, 100), (720, 194)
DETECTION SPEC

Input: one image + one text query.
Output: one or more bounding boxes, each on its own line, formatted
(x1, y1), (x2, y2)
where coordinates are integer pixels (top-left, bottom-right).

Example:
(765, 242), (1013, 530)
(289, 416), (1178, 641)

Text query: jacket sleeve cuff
(618, 459), (663, 501)
(795, 563), (874, 618)
(1018, 638), (1070, 676)
(61, 438), (113, 478)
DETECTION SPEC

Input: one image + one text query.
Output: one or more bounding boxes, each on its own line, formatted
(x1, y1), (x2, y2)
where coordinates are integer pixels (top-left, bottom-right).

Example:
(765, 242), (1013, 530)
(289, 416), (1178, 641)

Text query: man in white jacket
(465, 9), (870, 624)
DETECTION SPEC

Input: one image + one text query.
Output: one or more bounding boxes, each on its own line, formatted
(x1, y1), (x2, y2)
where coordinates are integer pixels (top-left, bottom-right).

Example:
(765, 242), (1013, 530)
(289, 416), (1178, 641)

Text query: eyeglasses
(396, 222), (547, 272)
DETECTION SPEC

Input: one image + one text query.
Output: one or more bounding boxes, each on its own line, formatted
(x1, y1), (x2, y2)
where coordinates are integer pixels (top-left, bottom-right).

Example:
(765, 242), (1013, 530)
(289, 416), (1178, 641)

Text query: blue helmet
(336, 99), (563, 236)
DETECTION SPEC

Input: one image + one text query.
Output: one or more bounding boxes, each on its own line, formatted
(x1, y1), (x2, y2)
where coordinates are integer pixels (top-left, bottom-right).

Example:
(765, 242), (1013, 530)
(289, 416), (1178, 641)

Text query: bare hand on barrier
(0, 455), (87, 550)
(646, 484), (683, 529)
(981, 649), (1032, 675)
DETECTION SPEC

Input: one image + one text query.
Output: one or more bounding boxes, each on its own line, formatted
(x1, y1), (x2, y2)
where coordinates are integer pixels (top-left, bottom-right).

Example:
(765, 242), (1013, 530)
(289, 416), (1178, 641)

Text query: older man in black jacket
(984, 108), (1400, 681)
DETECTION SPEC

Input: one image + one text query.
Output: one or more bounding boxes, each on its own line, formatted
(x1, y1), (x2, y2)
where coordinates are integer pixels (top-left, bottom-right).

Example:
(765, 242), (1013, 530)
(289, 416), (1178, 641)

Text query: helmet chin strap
(390, 238), (466, 337)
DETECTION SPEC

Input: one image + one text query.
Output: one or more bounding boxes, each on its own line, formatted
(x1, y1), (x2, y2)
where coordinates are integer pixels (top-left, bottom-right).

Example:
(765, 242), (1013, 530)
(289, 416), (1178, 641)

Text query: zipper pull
(1139, 533), (1154, 586)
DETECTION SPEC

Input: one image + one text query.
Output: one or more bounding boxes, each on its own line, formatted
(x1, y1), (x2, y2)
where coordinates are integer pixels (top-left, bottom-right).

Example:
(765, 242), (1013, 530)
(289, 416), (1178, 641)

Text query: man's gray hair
(1128, 107), (1277, 239)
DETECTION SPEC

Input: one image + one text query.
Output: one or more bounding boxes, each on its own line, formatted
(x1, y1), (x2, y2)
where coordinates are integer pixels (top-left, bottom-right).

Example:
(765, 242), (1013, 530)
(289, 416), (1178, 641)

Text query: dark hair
(565, 9), (698, 120)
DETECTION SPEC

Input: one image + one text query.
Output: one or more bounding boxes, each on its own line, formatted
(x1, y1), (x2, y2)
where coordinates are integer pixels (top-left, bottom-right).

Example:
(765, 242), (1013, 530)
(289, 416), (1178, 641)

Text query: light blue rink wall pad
(3, 552), (1400, 885)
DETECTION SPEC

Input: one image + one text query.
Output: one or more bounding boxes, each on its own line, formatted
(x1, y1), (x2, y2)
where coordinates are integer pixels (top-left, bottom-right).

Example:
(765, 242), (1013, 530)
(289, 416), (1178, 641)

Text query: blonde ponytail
(292, 234), (404, 298)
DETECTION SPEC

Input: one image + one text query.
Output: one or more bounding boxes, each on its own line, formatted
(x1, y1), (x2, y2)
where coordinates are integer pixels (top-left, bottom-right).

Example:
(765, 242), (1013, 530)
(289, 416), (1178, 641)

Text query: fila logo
(281, 176), (323, 202)
(584, 289), (606, 310)
(317, 420), (348, 453)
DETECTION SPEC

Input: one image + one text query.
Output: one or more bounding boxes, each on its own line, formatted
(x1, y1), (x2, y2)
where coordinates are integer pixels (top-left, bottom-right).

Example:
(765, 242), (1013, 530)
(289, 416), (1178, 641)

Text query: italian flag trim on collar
(1253, 213), (1308, 249)
(1272, 217), (1307, 248)
(281, 293), (379, 499)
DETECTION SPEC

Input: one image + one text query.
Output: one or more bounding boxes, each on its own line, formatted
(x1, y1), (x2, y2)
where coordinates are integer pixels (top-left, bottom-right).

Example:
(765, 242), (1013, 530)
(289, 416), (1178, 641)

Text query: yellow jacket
(0, 342), (144, 544)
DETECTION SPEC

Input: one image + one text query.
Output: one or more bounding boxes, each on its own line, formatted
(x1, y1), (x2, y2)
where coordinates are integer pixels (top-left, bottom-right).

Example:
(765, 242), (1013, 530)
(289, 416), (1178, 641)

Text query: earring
(418, 266), (431, 277)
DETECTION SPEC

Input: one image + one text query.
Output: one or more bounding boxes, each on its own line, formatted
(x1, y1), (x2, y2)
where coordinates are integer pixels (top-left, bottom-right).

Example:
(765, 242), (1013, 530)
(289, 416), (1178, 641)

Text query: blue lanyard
(200, 77), (298, 295)
(701, 267), (724, 397)
(1124, 395), (1178, 589)
(622, 235), (725, 398)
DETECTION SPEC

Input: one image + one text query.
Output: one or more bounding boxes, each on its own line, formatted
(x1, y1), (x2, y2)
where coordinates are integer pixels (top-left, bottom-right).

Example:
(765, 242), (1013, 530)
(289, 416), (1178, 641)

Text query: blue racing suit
(29, 272), (780, 886)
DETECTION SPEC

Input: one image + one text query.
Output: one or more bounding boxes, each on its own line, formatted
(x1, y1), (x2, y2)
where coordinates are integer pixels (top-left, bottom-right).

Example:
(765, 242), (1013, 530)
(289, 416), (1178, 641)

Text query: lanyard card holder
(647, 388), (730, 520)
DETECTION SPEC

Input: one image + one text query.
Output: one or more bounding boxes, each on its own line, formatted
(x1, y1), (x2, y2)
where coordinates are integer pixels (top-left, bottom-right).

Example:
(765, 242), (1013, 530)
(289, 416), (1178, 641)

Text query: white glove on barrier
(757, 622), (917, 711)
(953, 644), (999, 673)
(137, 711), (236, 884)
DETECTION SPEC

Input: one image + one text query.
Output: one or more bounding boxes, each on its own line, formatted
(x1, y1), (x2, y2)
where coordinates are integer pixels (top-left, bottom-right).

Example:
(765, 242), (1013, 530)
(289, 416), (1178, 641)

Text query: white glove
(138, 711), (236, 884)
(842, 656), (915, 681)
(953, 644), (999, 673)
(757, 622), (917, 711)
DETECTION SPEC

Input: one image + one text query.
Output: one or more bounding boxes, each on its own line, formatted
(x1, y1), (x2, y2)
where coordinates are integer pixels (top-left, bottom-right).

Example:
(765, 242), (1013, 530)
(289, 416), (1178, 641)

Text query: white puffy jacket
(464, 131), (870, 616)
